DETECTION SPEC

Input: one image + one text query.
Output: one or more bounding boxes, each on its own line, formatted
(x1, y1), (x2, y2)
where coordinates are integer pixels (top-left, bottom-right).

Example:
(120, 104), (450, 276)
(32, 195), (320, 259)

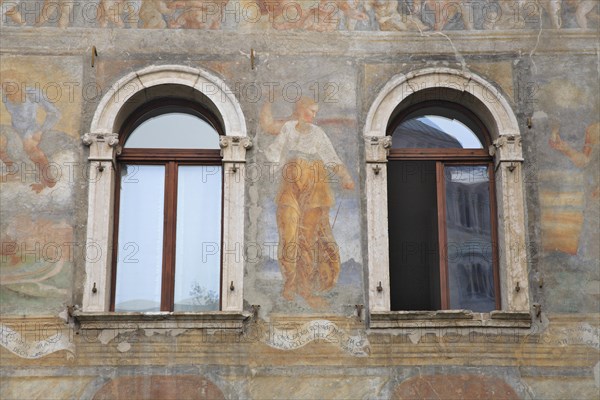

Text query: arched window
(80, 66), (250, 319)
(386, 101), (500, 312)
(364, 68), (531, 328)
(111, 100), (224, 312)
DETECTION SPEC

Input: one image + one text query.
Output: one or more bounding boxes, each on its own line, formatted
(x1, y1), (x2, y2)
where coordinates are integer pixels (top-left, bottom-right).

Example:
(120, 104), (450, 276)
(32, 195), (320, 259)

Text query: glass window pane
(125, 113), (220, 149)
(445, 165), (495, 312)
(392, 116), (483, 149)
(174, 166), (222, 312)
(114, 165), (165, 312)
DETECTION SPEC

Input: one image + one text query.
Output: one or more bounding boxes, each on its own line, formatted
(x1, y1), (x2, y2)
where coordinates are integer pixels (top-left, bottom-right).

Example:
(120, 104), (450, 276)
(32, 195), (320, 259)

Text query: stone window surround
(363, 68), (531, 328)
(79, 65), (251, 327)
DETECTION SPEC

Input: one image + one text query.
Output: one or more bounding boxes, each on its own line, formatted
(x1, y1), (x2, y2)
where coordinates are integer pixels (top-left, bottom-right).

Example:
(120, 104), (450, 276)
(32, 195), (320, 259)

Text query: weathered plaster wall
(1, 1), (599, 399)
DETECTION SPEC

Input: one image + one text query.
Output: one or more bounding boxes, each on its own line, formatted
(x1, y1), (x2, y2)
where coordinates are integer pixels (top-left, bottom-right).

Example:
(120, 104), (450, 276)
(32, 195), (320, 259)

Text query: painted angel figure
(1, 70), (60, 192)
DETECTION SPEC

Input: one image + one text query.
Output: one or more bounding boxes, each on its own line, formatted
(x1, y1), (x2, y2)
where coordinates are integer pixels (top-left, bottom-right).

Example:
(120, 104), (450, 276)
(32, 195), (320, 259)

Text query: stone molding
(370, 310), (532, 329)
(490, 135), (524, 168)
(364, 136), (392, 163)
(1, 29), (597, 57)
(74, 311), (251, 330)
(220, 136), (253, 163)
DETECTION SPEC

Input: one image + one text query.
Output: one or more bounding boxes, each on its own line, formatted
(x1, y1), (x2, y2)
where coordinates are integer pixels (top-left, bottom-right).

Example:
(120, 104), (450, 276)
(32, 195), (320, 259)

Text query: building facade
(1, 1), (599, 399)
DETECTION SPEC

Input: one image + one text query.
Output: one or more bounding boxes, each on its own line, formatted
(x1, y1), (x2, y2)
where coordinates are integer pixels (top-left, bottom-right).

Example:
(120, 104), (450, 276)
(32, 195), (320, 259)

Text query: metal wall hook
(515, 281), (521, 292)
(92, 282), (97, 294)
(230, 281), (235, 291)
(533, 303), (542, 321)
(355, 304), (364, 322)
(251, 304), (260, 320)
(91, 46), (98, 68)
(376, 281), (383, 292)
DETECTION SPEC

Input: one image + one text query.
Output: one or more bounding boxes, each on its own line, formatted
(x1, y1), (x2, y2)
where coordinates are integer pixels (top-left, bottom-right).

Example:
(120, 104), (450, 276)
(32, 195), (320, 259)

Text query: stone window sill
(73, 311), (251, 330)
(369, 310), (531, 329)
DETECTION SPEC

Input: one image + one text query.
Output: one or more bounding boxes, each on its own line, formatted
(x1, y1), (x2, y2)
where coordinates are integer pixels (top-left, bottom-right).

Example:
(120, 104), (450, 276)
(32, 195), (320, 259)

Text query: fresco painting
(548, 121), (599, 260)
(260, 97), (355, 309)
(0, 56), (81, 314)
(391, 374), (521, 400)
(2, 0), (598, 31)
(92, 375), (226, 400)
(529, 56), (599, 313)
(247, 62), (362, 313)
(535, 74), (599, 262)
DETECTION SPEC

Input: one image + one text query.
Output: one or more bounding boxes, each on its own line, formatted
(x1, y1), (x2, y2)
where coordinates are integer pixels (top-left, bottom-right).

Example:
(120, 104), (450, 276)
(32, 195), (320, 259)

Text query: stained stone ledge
(370, 310), (531, 329)
(73, 311), (251, 330)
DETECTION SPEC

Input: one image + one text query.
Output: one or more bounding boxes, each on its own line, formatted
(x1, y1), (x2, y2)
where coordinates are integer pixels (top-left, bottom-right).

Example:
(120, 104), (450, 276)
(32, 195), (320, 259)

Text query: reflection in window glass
(173, 166), (222, 311)
(114, 165), (165, 312)
(445, 165), (495, 312)
(125, 113), (220, 149)
(392, 116), (483, 149)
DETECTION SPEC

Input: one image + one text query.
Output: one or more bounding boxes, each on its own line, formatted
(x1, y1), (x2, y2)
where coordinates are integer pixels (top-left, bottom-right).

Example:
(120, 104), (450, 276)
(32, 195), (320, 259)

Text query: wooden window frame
(387, 103), (501, 311)
(110, 102), (224, 312)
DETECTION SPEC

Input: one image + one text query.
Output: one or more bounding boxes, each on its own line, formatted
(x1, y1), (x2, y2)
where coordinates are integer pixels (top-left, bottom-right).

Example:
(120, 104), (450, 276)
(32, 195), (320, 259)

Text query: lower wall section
(0, 314), (598, 399)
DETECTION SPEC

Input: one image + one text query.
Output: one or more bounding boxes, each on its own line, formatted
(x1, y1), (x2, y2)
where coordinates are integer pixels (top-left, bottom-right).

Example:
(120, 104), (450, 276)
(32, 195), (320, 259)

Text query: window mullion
(436, 161), (449, 309)
(161, 161), (178, 311)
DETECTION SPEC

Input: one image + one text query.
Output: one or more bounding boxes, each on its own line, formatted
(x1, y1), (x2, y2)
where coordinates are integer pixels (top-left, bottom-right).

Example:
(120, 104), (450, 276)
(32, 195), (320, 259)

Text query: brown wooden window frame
(110, 99), (224, 312)
(386, 101), (501, 311)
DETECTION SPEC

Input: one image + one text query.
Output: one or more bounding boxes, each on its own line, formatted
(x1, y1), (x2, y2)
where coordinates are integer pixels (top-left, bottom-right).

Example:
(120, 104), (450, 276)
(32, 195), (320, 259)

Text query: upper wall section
(1, 0), (598, 31)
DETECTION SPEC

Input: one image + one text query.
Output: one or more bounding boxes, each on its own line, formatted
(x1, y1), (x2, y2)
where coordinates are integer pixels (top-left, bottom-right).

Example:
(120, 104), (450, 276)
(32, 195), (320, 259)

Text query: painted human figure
(139, 0), (175, 29)
(261, 98), (355, 308)
(168, 0), (223, 29)
(35, 0), (73, 28)
(550, 121), (599, 259)
(1, 71), (60, 192)
(567, 0), (599, 29)
(370, 0), (429, 31)
(97, 0), (127, 28)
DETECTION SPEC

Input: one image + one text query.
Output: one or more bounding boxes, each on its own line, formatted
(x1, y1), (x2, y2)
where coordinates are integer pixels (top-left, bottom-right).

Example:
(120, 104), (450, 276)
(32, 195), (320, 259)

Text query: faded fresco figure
(169, 0), (224, 29)
(550, 121), (599, 259)
(97, 0), (127, 28)
(1, 71), (60, 192)
(568, 0), (600, 29)
(261, 98), (354, 308)
(371, 0), (429, 31)
(35, 0), (72, 28)
(139, 0), (175, 29)
(1, 0), (26, 25)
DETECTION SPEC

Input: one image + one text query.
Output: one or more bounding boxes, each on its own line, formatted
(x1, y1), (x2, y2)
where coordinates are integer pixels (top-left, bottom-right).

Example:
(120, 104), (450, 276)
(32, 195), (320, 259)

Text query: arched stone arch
(364, 67), (519, 140)
(90, 64), (247, 137)
(364, 67), (530, 316)
(81, 65), (250, 312)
